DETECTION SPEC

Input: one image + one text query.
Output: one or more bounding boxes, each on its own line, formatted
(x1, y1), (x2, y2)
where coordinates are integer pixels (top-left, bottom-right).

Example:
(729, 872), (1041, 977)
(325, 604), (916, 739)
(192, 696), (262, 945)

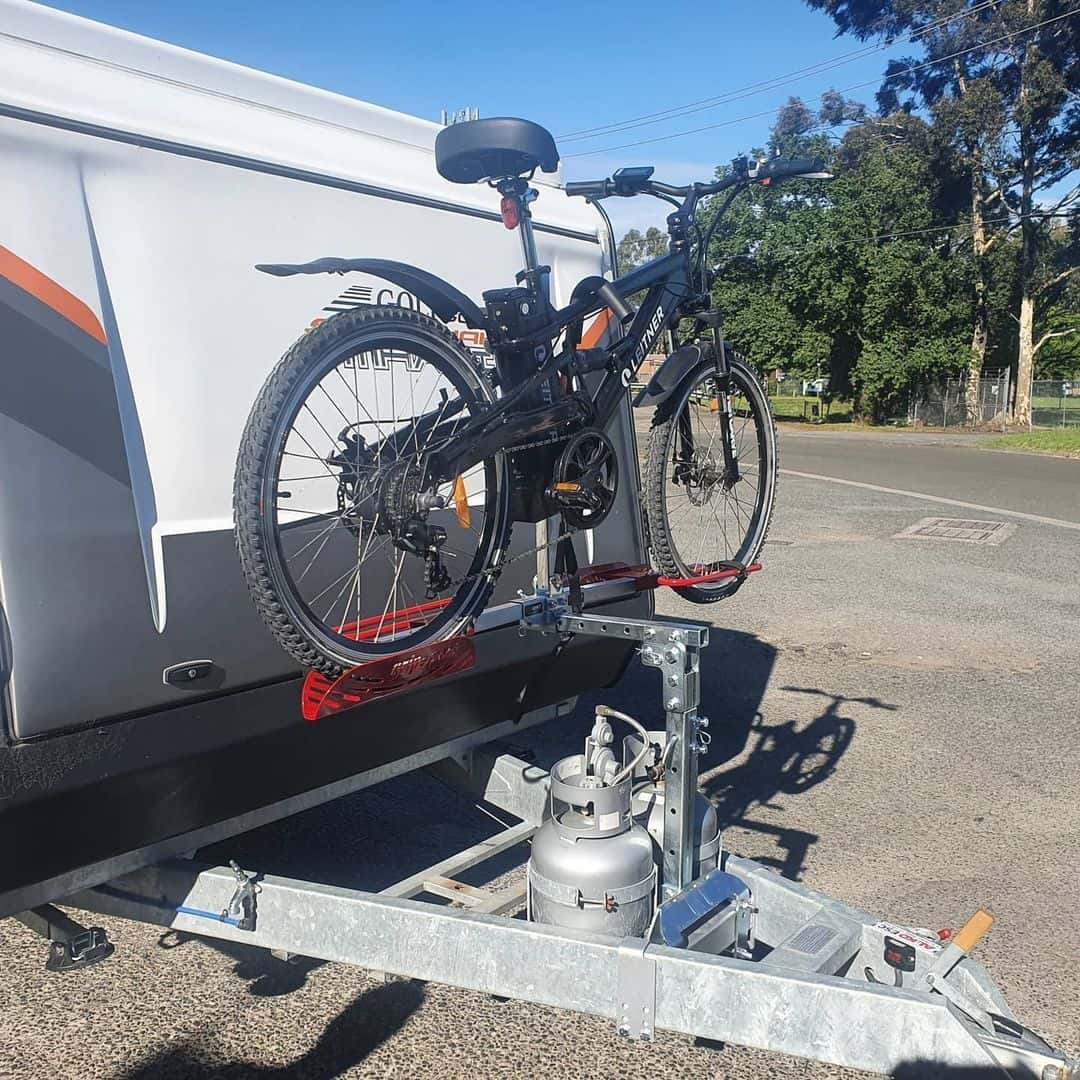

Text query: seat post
(520, 191), (552, 302)
(499, 177), (550, 302)
(518, 188), (540, 271)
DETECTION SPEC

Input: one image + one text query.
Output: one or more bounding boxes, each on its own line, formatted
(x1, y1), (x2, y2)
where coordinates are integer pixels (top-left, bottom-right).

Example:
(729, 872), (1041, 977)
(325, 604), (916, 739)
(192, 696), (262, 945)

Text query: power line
(751, 210), (1069, 256)
(559, 0), (1003, 144)
(567, 11), (1062, 158)
(565, 7), (1078, 159)
(559, 0), (1002, 142)
(560, 44), (887, 143)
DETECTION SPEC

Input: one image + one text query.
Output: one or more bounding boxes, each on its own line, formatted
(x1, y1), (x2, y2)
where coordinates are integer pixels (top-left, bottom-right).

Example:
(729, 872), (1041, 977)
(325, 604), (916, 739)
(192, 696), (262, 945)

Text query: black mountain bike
(235, 117), (827, 675)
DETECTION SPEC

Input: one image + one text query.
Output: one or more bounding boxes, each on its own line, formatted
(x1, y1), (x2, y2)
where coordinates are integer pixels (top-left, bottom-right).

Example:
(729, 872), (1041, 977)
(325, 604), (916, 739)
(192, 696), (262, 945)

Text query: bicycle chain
(445, 520), (580, 595)
(502, 428), (573, 455)
(438, 427), (580, 591)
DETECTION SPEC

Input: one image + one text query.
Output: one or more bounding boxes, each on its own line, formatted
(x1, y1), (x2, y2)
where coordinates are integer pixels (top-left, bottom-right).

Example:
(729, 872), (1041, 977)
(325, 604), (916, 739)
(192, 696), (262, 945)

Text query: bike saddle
(435, 117), (559, 184)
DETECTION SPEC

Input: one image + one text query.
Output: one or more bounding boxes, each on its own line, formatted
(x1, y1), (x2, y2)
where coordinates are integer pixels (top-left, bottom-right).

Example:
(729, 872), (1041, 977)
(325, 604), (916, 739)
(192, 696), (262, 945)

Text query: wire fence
(714, 369), (1076, 428)
(1031, 380), (1080, 428)
(911, 372), (1011, 429)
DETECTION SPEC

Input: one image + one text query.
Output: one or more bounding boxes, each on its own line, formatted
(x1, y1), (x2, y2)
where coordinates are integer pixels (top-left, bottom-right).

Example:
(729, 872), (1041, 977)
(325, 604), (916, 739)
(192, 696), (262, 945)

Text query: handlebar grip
(756, 156), (827, 181)
(597, 281), (635, 326)
(565, 180), (612, 198)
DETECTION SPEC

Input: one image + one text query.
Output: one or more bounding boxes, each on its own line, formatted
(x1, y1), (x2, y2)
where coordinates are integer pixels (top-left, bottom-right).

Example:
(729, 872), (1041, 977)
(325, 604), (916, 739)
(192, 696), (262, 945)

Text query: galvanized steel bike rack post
(519, 586), (709, 900)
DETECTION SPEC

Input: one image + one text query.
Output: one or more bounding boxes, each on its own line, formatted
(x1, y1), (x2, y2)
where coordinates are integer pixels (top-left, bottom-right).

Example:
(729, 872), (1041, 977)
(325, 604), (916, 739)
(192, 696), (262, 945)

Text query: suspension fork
(711, 325), (741, 484)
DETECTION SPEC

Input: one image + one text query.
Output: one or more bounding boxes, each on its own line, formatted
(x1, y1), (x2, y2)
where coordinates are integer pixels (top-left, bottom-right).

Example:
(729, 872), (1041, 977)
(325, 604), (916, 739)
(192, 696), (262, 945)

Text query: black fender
(633, 342), (741, 424)
(255, 257), (486, 329)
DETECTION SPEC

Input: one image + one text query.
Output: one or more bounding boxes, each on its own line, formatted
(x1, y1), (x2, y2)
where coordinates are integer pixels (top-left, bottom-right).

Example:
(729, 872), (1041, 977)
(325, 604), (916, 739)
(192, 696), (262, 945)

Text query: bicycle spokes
(273, 343), (494, 646)
(663, 374), (763, 573)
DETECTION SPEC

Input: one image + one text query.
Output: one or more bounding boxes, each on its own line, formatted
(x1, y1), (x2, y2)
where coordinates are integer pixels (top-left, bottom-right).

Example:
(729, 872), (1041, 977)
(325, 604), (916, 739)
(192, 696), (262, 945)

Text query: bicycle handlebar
(564, 155), (829, 316)
(564, 179), (613, 198)
(565, 156), (829, 201)
(750, 156), (828, 181)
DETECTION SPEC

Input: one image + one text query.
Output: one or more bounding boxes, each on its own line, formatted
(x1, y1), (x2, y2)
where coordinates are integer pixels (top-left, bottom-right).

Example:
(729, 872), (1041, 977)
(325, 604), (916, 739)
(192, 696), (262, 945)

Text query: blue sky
(43, 0), (949, 233)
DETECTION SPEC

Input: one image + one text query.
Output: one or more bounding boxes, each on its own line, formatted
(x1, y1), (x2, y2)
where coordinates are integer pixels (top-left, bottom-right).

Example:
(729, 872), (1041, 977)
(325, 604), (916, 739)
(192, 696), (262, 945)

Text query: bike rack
(299, 559), (760, 722)
(25, 573), (1076, 1078)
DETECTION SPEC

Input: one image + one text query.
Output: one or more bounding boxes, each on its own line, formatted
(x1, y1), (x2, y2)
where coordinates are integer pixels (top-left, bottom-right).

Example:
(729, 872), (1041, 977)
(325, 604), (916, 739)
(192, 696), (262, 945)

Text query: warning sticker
(873, 922), (943, 954)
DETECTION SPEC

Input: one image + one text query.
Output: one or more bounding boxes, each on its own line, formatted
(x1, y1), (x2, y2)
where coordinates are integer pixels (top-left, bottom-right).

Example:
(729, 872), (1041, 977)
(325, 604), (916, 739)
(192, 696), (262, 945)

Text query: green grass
(769, 395), (853, 423)
(1031, 395), (1080, 411)
(984, 429), (1080, 457)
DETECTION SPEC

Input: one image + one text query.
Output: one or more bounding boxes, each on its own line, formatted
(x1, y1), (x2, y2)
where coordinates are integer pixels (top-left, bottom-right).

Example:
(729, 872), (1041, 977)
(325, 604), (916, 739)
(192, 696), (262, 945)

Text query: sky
(35, 0), (989, 234)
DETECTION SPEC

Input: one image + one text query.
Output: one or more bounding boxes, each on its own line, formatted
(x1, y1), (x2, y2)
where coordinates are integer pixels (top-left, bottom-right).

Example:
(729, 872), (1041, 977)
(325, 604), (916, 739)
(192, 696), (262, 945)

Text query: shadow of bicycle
(507, 623), (891, 880)
(702, 685), (897, 879)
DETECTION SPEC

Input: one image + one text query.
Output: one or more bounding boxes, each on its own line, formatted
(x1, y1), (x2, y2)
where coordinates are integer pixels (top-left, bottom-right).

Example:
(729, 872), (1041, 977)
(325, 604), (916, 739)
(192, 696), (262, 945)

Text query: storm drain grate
(893, 517), (1016, 545)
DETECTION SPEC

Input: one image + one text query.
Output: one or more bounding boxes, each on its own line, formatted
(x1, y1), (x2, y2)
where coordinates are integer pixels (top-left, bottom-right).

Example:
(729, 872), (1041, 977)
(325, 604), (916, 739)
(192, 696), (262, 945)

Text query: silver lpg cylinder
(528, 719), (657, 936)
(625, 731), (722, 876)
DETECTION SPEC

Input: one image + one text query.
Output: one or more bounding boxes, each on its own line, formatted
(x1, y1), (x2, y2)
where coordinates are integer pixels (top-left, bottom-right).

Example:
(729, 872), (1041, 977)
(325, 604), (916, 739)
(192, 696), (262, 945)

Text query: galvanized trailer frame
(18, 586), (1076, 1079)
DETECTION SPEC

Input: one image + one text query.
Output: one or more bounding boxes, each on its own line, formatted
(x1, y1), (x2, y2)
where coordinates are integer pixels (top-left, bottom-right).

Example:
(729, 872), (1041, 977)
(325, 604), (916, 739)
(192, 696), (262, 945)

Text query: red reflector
(500, 195), (520, 230)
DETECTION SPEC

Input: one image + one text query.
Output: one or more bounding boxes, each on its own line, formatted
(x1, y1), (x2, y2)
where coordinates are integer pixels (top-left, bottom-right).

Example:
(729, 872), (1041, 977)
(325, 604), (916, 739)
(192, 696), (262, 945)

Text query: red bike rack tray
(301, 633), (475, 723)
(300, 563), (761, 720)
(572, 561), (762, 591)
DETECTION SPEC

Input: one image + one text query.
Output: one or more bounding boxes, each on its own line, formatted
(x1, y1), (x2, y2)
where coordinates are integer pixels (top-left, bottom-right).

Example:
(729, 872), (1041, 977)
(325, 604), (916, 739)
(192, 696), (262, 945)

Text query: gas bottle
(624, 731), (722, 875)
(527, 711), (657, 936)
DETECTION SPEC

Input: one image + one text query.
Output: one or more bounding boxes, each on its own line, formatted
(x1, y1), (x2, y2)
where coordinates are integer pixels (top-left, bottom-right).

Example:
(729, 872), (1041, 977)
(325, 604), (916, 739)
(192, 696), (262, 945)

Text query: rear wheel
(235, 306), (511, 676)
(643, 353), (777, 603)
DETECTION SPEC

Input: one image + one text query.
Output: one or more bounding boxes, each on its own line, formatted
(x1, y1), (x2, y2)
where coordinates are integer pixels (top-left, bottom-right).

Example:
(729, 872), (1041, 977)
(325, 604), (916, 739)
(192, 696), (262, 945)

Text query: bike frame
(425, 220), (736, 486)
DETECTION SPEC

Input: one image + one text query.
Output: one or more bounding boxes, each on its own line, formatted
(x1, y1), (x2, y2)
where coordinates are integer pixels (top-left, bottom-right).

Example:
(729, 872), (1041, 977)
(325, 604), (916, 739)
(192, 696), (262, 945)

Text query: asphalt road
(777, 427), (1080, 524)
(2, 428), (1078, 1079)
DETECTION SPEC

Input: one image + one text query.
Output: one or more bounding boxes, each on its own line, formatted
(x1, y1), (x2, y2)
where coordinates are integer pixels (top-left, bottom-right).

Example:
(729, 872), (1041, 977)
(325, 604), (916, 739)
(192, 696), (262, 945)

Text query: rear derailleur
(395, 518), (452, 598)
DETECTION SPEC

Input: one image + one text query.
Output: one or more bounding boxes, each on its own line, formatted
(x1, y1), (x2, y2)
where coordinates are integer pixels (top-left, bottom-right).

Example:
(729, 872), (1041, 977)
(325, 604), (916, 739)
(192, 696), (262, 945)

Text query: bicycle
(235, 117), (827, 675)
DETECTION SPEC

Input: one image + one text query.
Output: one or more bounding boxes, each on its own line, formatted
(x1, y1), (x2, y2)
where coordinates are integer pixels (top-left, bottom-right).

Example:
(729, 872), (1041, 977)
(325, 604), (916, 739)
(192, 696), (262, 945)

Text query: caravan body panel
(0, 0), (649, 913)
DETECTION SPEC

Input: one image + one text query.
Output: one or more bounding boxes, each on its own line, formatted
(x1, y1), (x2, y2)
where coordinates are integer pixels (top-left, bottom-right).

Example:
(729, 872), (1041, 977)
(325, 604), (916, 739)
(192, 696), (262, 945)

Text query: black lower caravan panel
(0, 608), (642, 918)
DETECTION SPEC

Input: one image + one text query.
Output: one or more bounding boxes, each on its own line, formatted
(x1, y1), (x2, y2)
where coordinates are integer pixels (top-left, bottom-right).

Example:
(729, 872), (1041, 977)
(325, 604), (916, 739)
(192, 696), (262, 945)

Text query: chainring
(548, 427), (618, 530)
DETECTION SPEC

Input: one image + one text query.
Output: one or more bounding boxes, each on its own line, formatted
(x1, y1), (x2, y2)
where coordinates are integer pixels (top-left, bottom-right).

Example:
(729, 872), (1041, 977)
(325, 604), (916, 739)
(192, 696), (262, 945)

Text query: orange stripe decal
(0, 244), (107, 345)
(580, 308), (612, 349)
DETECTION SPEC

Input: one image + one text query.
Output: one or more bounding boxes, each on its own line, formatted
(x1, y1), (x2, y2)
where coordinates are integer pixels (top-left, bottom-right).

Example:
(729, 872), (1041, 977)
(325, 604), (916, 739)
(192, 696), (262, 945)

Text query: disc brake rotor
(684, 455), (724, 506)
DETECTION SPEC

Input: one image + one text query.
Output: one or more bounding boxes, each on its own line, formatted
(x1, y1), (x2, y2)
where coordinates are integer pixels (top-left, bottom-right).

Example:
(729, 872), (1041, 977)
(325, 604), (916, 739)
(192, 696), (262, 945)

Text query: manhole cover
(893, 517), (1016, 545)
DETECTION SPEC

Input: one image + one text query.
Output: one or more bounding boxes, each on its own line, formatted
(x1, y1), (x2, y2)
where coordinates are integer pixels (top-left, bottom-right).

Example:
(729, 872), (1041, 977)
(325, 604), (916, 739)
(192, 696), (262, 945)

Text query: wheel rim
(261, 326), (506, 660)
(661, 370), (769, 586)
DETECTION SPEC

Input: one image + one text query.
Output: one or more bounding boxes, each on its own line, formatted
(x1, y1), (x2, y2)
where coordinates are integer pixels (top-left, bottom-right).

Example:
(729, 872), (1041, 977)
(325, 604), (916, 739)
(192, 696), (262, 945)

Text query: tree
(1008, 0), (1080, 424)
(804, 0), (1080, 426)
(1030, 214), (1080, 376)
(701, 100), (970, 420)
(616, 226), (668, 271)
(807, 0), (1013, 420)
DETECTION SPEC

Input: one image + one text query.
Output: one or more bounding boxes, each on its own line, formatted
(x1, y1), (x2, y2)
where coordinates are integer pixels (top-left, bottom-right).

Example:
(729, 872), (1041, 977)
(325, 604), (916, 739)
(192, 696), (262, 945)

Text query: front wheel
(643, 353), (777, 603)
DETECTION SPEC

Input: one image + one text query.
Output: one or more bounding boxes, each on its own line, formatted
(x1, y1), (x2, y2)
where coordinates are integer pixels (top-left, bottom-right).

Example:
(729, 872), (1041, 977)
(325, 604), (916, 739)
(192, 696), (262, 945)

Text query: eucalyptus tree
(805, 0), (1080, 425)
(700, 99), (968, 420)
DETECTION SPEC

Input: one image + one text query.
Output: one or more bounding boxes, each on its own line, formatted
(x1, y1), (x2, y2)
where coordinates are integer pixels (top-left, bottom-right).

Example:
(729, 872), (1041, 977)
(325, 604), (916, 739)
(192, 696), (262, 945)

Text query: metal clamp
(226, 860), (259, 932)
